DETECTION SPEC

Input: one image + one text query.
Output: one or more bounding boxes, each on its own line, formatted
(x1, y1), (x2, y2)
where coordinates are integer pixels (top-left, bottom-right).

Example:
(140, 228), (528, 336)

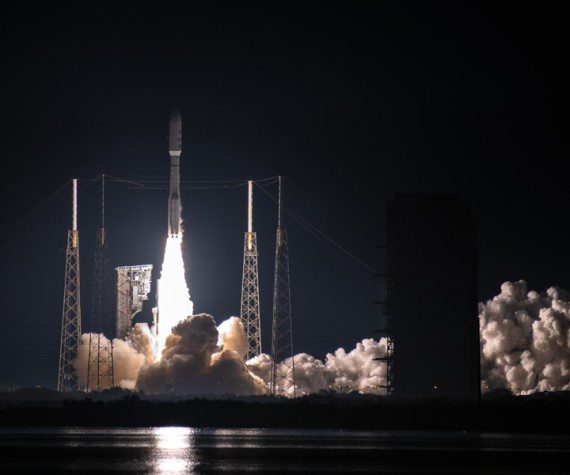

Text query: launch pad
(52, 106), (386, 398)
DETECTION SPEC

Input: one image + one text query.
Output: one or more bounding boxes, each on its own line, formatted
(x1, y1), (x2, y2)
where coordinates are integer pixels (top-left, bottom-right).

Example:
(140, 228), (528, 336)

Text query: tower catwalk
(87, 174), (114, 391)
(58, 179), (82, 392)
(271, 176), (296, 397)
(240, 180), (262, 359)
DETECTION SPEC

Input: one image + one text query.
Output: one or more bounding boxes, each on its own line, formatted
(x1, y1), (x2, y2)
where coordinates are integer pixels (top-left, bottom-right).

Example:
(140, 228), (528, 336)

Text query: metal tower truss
(87, 175), (114, 391)
(58, 179), (81, 392)
(240, 181), (262, 359)
(240, 232), (262, 359)
(271, 177), (296, 397)
(271, 229), (296, 397)
(115, 264), (153, 339)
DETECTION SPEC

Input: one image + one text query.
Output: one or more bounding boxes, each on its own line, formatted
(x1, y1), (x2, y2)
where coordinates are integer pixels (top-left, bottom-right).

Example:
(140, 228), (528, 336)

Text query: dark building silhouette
(388, 194), (479, 401)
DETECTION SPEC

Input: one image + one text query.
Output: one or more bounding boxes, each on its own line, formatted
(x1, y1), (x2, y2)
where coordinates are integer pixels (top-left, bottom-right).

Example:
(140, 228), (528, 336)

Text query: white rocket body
(168, 107), (182, 236)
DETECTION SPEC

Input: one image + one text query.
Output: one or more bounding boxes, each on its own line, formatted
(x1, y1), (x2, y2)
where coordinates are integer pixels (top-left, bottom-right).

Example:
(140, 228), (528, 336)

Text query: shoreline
(1, 392), (569, 434)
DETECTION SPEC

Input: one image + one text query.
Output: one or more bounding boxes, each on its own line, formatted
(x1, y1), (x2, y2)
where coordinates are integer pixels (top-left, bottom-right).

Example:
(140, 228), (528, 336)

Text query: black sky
(0, 3), (568, 387)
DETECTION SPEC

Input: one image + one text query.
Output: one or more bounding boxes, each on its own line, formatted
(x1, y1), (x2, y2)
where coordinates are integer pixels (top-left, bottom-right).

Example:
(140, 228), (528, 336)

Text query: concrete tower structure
(388, 194), (479, 401)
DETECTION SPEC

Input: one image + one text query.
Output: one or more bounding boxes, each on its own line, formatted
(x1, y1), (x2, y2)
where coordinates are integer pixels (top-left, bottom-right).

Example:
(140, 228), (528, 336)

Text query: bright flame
(157, 235), (193, 355)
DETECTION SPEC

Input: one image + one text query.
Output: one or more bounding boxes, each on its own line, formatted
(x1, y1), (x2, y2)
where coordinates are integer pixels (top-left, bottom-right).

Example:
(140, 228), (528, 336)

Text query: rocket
(168, 107), (182, 236)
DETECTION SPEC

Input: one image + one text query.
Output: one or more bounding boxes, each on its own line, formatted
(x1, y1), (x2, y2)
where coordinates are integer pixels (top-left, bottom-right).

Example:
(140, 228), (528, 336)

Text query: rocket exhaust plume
(156, 107), (194, 355)
(157, 235), (193, 354)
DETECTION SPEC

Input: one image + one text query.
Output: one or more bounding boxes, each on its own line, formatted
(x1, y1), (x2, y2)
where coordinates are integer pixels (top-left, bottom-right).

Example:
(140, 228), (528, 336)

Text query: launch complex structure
(56, 108), (298, 396)
(57, 179), (81, 392)
(240, 181), (262, 359)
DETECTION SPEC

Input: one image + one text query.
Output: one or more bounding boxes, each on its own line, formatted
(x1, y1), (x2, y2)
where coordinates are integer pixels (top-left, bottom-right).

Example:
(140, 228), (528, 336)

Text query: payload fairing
(168, 107), (182, 236)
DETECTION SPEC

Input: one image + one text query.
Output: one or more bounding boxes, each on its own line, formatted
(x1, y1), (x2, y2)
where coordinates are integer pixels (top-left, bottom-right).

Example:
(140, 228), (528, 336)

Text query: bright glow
(157, 235), (193, 355)
(157, 458), (188, 472)
(156, 427), (192, 449)
(152, 427), (195, 473)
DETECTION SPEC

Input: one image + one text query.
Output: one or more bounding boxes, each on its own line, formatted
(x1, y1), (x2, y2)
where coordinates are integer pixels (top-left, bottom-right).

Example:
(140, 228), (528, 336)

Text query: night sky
(0, 3), (568, 388)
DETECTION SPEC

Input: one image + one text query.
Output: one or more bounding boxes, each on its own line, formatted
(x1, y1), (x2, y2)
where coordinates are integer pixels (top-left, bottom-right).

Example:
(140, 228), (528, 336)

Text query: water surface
(0, 427), (568, 473)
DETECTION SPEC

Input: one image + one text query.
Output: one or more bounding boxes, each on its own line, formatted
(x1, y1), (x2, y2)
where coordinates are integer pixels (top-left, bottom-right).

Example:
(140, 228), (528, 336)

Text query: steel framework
(271, 177), (296, 397)
(58, 179), (82, 392)
(240, 181), (262, 359)
(87, 175), (114, 391)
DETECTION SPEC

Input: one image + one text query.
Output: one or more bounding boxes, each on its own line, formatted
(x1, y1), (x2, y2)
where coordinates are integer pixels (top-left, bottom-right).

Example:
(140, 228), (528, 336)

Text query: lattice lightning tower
(271, 176), (296, 397)
(87, 174), (114, 391)
(58, 179), (82, 392)
(240, 180), (262, 359)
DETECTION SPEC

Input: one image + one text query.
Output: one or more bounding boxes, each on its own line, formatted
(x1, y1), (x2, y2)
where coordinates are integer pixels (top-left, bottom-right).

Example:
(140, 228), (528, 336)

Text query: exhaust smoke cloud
(76, 323), (156, 390)
(136, 314), (265, 395)
(76, 313), (388, 395)
(480, 280), (570, 394)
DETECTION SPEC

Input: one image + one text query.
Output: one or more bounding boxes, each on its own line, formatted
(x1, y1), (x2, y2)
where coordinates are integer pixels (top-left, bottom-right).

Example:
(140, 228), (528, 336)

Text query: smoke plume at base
(75, 323), (156, 390)
(247, 338), (388, 395)
(76, 313), (387, 396)
(480, 280), (570, 394)
(136, 314), (266, 395)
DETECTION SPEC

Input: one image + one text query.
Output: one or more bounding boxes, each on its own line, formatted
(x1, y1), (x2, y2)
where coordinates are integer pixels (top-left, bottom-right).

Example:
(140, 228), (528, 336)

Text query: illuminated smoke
(75, 323), (157, 390)
(480, 280), (570, 394)
(156, 235), (194, 355)
(75, 278), (570, 396)
(217, 316), (249, 360)
(76, 314), (386, 395)
(136, 314), (266, 395)
(247, 338), (388, 395)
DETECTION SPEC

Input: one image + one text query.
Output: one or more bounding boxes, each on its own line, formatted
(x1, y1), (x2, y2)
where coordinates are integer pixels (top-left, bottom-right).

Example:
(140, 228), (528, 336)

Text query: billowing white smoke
(217, 316), (249, 360)
(76, 313), (386, 395)
(480, 280), (570, 394)
(247, 338), (388, 395)
(75, 323), (157, 390)
(136, 314), (266, 395)
(156, 235), (194, 355)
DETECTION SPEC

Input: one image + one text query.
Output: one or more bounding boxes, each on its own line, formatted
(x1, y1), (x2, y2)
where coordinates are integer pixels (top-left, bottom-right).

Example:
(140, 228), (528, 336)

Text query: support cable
(254, 182), (377, 276)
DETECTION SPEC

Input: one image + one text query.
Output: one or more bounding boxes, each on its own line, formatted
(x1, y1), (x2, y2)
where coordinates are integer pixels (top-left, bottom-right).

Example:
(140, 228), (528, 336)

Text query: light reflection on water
(152, 427), (196, 473)
(0, 427), (569, 473)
